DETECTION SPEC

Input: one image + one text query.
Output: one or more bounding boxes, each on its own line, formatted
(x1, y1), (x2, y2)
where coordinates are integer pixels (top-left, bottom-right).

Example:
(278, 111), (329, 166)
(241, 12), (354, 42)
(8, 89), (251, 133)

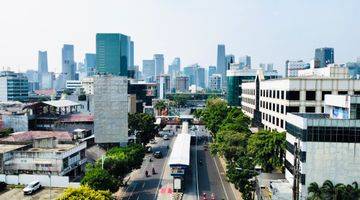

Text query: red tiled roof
(34, 89), (56, 96)
(0, 131), (73, 142)
(60, 114), (94, 123)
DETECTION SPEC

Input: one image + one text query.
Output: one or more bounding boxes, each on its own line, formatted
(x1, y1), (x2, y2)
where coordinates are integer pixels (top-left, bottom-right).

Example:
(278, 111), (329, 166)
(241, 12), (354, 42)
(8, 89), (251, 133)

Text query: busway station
(168, 121), (191, 192)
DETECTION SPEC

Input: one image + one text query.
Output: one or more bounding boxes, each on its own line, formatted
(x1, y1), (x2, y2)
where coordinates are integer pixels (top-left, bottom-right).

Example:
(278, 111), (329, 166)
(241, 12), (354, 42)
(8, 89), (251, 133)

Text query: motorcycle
(152, 168), (156, 175)
(145, 170), (149, 177)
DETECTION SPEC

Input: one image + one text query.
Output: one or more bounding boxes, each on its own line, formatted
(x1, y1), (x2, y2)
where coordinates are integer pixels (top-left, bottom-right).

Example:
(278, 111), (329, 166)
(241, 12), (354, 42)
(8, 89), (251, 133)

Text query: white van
(23, 180), (41, 195)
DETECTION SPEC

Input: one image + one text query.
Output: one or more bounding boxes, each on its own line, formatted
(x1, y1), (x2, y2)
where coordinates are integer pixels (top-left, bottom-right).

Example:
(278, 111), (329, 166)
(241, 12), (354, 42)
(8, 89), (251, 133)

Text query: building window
(306, 91), (316, 100)
(281, 91), (284, 99)
(322, 91), (332, 100)
(287, 106), (299, 113)
(354, 91), (360, 95)
(281, 105), (284, 114)
(286, 91), (300, 100)
(306, 107), (316, 113)
(277, 91), (280, 99)
(338, 91), (348, 95)
(276, 104), (279, 112)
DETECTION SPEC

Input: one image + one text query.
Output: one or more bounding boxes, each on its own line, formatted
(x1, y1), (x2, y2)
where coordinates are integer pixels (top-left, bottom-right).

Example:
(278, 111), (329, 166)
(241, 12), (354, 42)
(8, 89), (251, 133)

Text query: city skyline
(0, 0), (360, 75)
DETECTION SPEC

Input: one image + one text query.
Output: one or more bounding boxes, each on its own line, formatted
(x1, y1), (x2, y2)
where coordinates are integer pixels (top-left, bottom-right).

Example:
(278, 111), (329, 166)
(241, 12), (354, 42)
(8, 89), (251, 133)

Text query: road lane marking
(142, 182), (146, 189)
(213, 157), (229, 200)
(153, 137), (175, 200)
(195, 135), (200, 200)
(126, 183), (138, 200)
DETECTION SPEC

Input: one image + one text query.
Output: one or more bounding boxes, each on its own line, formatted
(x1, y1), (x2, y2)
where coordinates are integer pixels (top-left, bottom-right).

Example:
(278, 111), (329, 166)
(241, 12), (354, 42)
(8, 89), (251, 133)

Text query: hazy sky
(0, 0), (359, 75)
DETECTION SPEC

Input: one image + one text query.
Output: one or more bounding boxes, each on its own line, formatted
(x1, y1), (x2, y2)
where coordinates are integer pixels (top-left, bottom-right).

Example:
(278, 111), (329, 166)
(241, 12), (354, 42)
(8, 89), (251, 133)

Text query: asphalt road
(196, 126), (238, 200)
(121, 136), (173, 200)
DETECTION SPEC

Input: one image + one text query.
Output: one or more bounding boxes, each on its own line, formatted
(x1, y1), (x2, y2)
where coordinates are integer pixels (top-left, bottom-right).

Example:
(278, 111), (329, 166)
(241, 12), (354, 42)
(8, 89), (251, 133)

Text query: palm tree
(154, 100), (167, 115)
(308, 182), (322, 200)
(321, 180), (336, 200)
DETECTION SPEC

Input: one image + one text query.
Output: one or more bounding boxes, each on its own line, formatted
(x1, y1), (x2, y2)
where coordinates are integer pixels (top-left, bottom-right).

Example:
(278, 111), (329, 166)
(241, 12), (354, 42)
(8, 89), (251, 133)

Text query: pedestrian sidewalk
(218, 156), (243, 200)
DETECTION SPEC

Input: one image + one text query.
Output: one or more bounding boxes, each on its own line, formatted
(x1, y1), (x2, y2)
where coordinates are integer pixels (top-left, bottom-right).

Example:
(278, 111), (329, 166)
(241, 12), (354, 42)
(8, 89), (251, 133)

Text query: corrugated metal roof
(43, 100), (80, 108)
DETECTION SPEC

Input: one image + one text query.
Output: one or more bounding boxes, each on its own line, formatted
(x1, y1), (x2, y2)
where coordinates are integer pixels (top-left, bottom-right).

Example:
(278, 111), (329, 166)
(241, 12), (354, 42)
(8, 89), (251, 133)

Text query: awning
(43, 100), (80, 108)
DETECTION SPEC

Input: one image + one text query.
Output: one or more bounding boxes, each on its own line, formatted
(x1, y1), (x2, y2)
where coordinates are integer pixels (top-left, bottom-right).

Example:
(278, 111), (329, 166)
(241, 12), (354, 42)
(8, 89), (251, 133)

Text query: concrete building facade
(93, 76), (128, 145)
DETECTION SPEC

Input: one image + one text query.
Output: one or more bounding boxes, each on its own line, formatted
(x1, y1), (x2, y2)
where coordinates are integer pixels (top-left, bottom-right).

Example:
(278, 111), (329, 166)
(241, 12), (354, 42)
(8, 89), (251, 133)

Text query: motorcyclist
(152, 168), (156, 174)
(145, 170), (149, 177)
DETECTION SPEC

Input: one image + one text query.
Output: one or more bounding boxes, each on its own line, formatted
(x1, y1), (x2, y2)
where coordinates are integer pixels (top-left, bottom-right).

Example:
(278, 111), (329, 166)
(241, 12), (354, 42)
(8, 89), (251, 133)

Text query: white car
(163, 135), (169, 140)
(23, 180), (41, 195)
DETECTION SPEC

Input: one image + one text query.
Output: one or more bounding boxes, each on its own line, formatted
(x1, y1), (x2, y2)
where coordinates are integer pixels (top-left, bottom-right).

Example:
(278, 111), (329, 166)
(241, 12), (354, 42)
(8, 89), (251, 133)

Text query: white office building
(241, 75), (360, 132)
(285, 60), (310, 77)
(285, 94), (360, 199)
(209, 74), (222, 90)
(66, 80), (82, 90)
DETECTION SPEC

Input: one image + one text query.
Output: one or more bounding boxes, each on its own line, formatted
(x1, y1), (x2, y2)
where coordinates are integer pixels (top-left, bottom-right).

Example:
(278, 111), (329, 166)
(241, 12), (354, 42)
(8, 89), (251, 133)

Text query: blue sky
(0, 0), (359, 75)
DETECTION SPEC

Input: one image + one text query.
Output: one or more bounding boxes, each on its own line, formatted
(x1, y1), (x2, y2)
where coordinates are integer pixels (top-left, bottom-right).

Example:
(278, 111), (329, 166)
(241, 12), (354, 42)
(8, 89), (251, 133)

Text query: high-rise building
(85, 53), (96, 77)
(285, 60), (310, 77)
(239, 55), (251, 69)
(130, 41), (134, 70)
(96, 33), (130, 76)
(227, 68), (279, 107)
(259, 63), (266, 71)
(225, 54), (235, 70)
(62, 44), (76, 81)
(206, 66), (217, 88)
(154, 54), (164, 76)
(266, 63), (274, 72)
(168, 57), (180, 75)
(158, 74), (171, 99)
(197, 67), (205, 89)
(93, 75), (128, 145)
(175, 76), (189, 93)
(216, 44), (226, 88)
(314, 47), (334, 68)
(209, 74), (222, 90)
(142, 59), (155, 82)
(38, 51), (48, 73)
(25, 70), (39, 92)
(184, 65), (197, 86)
(0, 71), (29, 102)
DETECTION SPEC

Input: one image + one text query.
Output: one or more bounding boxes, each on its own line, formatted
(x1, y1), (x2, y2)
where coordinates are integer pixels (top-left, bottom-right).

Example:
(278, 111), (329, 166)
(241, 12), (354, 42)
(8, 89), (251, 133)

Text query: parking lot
(0, 187), (65, 200)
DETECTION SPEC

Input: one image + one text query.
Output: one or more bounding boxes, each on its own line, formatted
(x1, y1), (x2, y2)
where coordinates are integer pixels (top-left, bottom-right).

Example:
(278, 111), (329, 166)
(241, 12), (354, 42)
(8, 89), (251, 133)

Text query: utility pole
(292, 141), (300, 200)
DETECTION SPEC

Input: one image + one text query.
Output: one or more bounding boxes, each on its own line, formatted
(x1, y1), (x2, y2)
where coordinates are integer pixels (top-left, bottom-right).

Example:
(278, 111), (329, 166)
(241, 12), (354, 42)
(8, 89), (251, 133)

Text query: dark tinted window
(306, 107), (316, 113)
(306, 91), (316, 100)
(354, 91), (360, 95)
(287, 106), (299, 113)
(281, 91), (284, 99)
(338, 91), (348, 95)
(287, 91), (300, 100)
(322, 91), (332, 100)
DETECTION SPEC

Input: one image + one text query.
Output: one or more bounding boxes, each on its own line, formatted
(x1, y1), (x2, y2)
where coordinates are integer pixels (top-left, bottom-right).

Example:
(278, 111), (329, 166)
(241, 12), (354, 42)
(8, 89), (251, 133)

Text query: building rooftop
(0, 144), (26, 153)
(0, 131), (73, 143)
(24, 143), (76, 153)
(34, 89), (56, 96)
(43, 100), (80, 108)
(59, 114), (94, 123)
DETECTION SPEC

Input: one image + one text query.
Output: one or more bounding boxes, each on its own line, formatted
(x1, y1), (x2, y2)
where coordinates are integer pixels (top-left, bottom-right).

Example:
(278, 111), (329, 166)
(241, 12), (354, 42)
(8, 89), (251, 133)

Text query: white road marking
(195, 135), (200, 200)
(213, 157), (230, 200)
(153, 138), (174, 200)
(142, 182), (146, 189)
(127, 183), (138, 200)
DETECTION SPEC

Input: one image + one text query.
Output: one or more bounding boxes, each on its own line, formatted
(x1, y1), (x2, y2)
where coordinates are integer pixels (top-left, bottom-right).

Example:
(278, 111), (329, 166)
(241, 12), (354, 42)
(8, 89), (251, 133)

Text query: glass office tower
(96, 33), (130, 76)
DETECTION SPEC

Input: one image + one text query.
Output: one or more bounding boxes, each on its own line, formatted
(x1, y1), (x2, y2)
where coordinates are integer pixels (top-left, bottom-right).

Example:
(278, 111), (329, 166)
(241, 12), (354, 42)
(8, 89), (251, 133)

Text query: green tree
(0, 128), (13, 138)
(247, 130), (286, 172)
(81, 165), (119, 192)
(102, 144), (146, 183)
(154, 100), (167, 115)
(307, 182), (322, 200)
(219, 108), (251, 134)
(200, 98), (229, 134)
(172, 93), (189, 108)
(210, 130), (248, 162)
(57, 185), (113, 200)
(128, 113), (158, 145)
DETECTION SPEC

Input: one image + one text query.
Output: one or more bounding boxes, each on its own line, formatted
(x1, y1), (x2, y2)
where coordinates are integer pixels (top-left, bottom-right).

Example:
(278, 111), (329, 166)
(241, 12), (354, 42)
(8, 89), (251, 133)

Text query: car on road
(163, 135), (169, 140)
(153, 151), (163, 158)
(23, 180), (41, 195)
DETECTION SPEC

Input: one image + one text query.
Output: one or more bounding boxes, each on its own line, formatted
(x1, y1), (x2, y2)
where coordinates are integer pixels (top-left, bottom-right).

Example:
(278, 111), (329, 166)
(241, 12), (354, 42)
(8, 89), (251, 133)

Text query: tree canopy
(128, 113), (158, 145)
(247, 130), (286, 172)
(200, 98), (229, 134)
(80, 165), (118, 192)
(308, 180), (359, 200)
(57, 185), (113, 200)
